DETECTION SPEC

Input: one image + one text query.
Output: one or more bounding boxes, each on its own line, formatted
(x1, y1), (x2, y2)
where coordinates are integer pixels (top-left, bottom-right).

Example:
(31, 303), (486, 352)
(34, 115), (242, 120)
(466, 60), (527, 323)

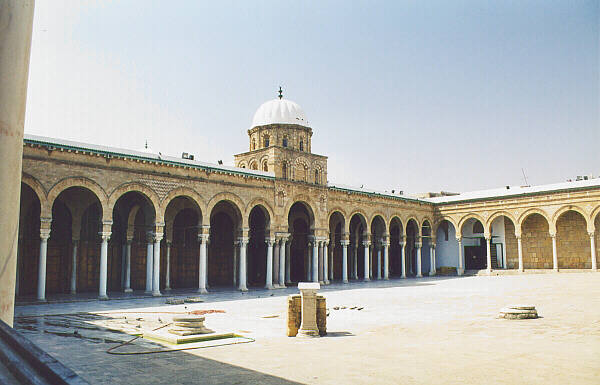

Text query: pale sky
(25, 1), (599, 194)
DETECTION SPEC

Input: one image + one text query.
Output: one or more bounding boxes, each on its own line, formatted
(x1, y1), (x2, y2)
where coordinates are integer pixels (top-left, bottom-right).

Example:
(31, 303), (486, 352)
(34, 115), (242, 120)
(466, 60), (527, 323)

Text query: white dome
(251, 98), (309, 128)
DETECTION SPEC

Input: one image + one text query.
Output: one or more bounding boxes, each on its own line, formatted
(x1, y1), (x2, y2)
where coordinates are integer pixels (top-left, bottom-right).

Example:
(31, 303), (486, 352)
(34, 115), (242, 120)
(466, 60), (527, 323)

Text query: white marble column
(377, 245), (382, 280)
(323, 241), (329, 284)
(70, 240), (78, 294)
(318, 241), (324, 284)
(233, 241), (238, 288)
(363, 241), (371, 281)
(400, 241), (406, 278)
(273, 239), (281, 287)
(279, 238), (286, 288)
(429, 244), (436, 276)
(152, 233), (162, 296)
(485, 236), (492, 273)
(312, 241), (319, 282)
(383, 242), (389, 280)
(265, 238), (274, 289)
(353, 242), (358, 279)
(124, 238), (132, 292)
(198, 234), (208, 293)
(590, 232), (597, 271)
(416, 241), (422, 278)
(165, 241), (171, 291)
(285, 240), (291, 284)
(457, 237), (464, 276)
(238, 238), (248, 291)
(37, 230), (51, 301)
(99, 232), (111, 300)
(551, 233), (558, 271)
(517, 236), (523, 272)
(145, 233), (153, 293)
(306, 242), (311, 281)
(341, 240), (349, 283)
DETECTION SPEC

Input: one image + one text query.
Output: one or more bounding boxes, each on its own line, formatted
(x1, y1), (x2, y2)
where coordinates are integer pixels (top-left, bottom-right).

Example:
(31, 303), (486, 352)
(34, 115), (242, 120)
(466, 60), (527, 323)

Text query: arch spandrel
(551, 205), (592, 233)
(108, 182), (162, 223)
(47, 177), (109, 221)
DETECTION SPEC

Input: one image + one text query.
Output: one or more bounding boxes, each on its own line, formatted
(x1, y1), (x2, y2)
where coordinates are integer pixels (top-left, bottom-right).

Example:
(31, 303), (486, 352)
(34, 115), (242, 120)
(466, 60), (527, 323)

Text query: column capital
(455, 236), (462, 242)
(265, 238), (276, 246)
(197, 233), (210, 243)
(99, 231), (112, 241)
(399, 240), (406, 246)
(363, 240), (372, 247)
(126, 235), (134, 243)
(415, 242), (422, 248)
(588, 231), (595, 238)
(340, 240), (350, 246)
(154, 232), (164, 242)
(430, 242), (436, 248)
(40, 229), (51, 240)
(237, 237), (249, 246)
(549, 231), (557, 238)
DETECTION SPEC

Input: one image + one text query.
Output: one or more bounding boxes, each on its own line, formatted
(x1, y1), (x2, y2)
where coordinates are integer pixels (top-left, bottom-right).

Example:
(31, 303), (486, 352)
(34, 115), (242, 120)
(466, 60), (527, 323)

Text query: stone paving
(13, 273), (600, 384)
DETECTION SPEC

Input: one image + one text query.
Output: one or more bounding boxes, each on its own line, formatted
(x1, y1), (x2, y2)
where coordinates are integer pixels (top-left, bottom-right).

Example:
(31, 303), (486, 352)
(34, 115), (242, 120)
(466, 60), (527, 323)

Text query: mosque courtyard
(13, 272), (600, 384)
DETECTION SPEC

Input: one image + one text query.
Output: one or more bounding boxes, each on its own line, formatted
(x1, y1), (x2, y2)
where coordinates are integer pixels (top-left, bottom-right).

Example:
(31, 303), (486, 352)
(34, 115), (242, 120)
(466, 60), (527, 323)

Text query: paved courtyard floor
(13, 273), (600, 384)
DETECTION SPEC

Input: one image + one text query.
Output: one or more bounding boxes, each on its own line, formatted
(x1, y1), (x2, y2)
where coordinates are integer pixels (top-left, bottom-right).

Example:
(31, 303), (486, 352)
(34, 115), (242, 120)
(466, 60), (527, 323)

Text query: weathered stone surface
(172, 316), (205, 323)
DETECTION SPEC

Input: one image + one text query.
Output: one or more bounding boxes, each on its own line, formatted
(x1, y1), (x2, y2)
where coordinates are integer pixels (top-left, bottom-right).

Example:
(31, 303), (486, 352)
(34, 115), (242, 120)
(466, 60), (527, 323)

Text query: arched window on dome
(264, 135), (270, 148)
(250, 161), (258, 170)
(262, 161), (268, 172)
(314, 169), (320, 184)
(282, 163), (288, 179)
(299, 140), (304, 151)
(282, 137), (288, 148)
(252, 139), (256, 151)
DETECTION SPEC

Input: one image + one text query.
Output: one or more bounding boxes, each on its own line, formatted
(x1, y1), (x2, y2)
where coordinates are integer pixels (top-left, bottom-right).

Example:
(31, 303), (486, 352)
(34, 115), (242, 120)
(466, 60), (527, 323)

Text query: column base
(198, 288), (208, 294)
(152, 291), (162, 297)
(384, 277), (389, 280)
(298, 328), (320, 338)
(429, 271), (436, 276)
(324, 280), (330, 285)
(554, 268), (559, 272)
(363, 277), (370, 282)
(486, 269), (492, 275)
(401, 275), (406, 279)
(164, 287), (171, 291)
(37, 298), (47, 302)
(239, 287), (248, 292)
(124, 288), (133, 293)
(265, 284), (274, 290)
(70, 290), (76, 295)
(416, 274), (422, 278)
(99, 295), (109, 301)
(144, 290), (152, 295)
(343, 279), (348, 284)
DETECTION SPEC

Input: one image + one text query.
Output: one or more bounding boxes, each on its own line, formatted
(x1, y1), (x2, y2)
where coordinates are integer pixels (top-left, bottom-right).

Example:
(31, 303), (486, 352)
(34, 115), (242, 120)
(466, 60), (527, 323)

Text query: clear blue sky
(25, 0), (599, 193)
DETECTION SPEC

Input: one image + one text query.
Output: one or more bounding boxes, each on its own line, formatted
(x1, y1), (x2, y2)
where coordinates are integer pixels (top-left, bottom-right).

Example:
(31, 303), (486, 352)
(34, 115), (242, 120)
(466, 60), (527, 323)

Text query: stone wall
(504, 220), (518, 269)
(521, 214), (553, 269)
(556, 211), (590, 269)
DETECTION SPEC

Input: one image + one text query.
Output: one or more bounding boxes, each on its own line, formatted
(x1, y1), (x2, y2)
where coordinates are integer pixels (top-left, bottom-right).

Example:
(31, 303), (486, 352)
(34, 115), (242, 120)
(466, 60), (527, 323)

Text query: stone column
(457, 237), (464, 276)
(363, 240), (371, 281)
(37, 229), (51, 301)
(353, 241), (358, 279)
(429, 243), (436, 276)
(285, 239), (291, 284)
(298, 282), (320, 337)
(279, 237), (286, 288)
(318, 241), (324, 284)
(124, 238), (132, 292)
(590, 232), (597, 271)
(0, 0), (36, 327)
(273, 238), (281, 287)
(517, 236), (524, 272)
(238, 238), (248, 291)
(233, 241), (238, 288)
(551, 233), (558, 271)
(99, 232), (111, 300)
(198, 234), (208, 294)
(323, 241), (329, 284)
(416, 241), (422, 278)
(265, 238), (274, 289)
(377, 244), (382, 280)
(70, 240), (78, 294)
(400, 241), (406, 278)
(306, 242), (311, 281)
(485, 236), (492, 274)
(312, 240), (319, 283)
(383, 241), (389, 280)
(369, 244), (374, 279)
(165, 241), (171, 291)
(341, 240), (349, 283)
(152, 233), (162, 296)
(145, 233), (153, 293)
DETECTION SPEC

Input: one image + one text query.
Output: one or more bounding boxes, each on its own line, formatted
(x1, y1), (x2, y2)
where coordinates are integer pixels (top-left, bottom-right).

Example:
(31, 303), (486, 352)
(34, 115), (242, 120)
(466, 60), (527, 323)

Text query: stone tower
(234, 91), (328, 185)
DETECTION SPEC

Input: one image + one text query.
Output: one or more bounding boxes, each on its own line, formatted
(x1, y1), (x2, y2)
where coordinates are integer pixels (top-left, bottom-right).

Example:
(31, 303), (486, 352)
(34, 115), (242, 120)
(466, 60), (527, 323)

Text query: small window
(263, 162), (268, 172)
(264, 136), (270, 147)
(283, 138), (288, 147)
(282, 163), (287, 179)
(299, 140), (304, 151)
(315, 169), (319, 184)
(252, 139), (256, 150)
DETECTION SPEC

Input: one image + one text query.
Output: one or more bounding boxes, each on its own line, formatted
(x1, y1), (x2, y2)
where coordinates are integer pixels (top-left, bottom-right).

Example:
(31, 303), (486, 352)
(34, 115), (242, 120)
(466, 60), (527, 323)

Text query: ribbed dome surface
(251, 98), (308, 127)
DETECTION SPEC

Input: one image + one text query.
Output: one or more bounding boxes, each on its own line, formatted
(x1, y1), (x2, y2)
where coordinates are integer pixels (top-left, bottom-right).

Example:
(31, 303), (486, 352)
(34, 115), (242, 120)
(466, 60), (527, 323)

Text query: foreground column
(37, 229), (51, 301)
(298, 282), (320, 337)
(274, 239), (281, 287)
(70, 240), (78, 294)
(590, 232), (597, 271)
(400, 241), (406, 278)
(416, 241), (422, 278)
(279, 238), (286, 288)
(363, 241), (371, 281)
(551, 233), (558, 271)
(152, 233), (162, 296)
(99, 232), (111, 300)
(239, 238), (248, 291)
(485, 236), (492, 274)
(323, 241), (329, 284)
(341, 240), (349, 283)
(198, 234), (208, 293)
(265, 239), (274, 289)
(383, 241), (389, 280)
(0, 0), (36, 327)
(312, 241), (319, 282)
(145, 233), (153, 293)
(124, 238), (132, 292)
(429, 243), (436, 276)
(457, 237), (464, 276)
(165, 241), (171, 291)
(517, 236), (524, 272)
(285, 240), (291, 284)
(318, 241), (324, 284)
